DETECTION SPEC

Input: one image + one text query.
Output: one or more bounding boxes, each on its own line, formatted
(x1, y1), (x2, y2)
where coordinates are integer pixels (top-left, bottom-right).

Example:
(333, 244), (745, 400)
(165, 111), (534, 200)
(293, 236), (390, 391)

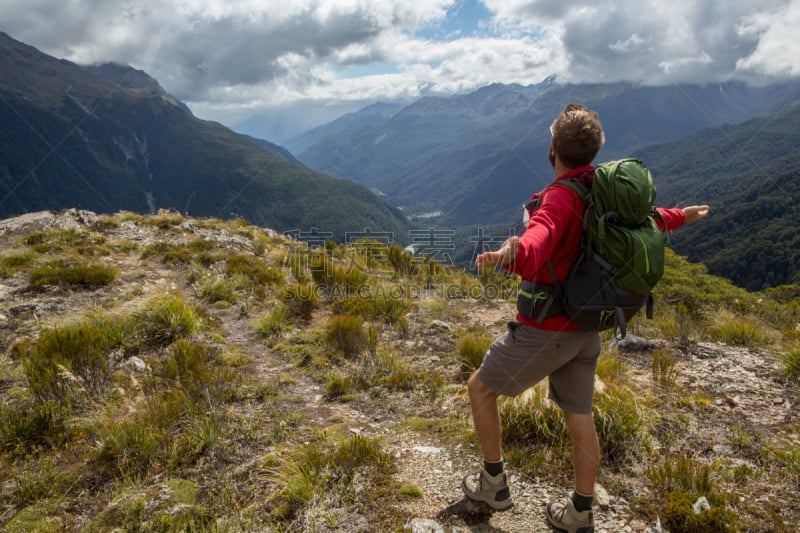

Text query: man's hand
(477, 236), (519, 269)
(683, 205), (710, 224)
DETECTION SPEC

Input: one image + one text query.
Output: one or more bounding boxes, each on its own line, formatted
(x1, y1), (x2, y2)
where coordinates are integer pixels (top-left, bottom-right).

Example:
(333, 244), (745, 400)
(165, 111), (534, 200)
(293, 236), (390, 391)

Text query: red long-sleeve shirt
(505, 165), (686, 331)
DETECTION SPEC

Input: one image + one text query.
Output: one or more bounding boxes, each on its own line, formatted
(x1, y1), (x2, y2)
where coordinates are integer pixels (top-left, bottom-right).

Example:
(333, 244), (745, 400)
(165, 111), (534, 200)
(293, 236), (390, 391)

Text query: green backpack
(517, 158), (666, 338)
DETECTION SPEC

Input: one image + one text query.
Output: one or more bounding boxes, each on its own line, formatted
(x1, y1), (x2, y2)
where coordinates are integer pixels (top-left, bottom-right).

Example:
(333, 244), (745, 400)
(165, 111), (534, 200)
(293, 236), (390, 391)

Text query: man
(463, 103), (709, 532)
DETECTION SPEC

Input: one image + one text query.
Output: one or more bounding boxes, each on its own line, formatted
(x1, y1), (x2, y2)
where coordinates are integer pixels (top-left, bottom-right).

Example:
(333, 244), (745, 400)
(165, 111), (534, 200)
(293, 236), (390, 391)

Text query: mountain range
(0, 32), (409, 240)
(636, 99), (800, 290)
(285, 80), (800, 290)
(286, 80), (800, 227)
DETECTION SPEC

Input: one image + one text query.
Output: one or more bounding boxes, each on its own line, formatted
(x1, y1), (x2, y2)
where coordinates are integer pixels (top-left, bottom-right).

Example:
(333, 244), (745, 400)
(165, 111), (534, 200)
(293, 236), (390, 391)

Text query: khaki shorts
(476, 322), (601, 414)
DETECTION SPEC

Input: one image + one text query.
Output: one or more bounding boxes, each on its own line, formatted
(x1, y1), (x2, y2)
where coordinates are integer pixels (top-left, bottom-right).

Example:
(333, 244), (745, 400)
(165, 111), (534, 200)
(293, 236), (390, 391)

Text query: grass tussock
(1, 252), (34, 276)
(225, 254), (284, 286)
(311, 254), (370, 295)
(457, 332), (491, 374)
(20, 320), (115, 404)
(0, 399), (70, 455)
(195, 275), (237, 304)
(332, 289), (412, 324)
(324, 349), (442, 400)
(500, 379), (648, 476)
(29, 259), (117, 290)
(779, 344), (800, 381)
(128, 293), (203, 349)
(281, 283), (319, 320)
(256, 304), (288, 338)
(266, 434), (394, 524)
(709, 310), (775, 347)
(325, 314), (373, 358)
(23, 228), (110, 257)
(652, 347), (679, 391)
(644, 456), (740, 532)
(771, 432), (800, 480)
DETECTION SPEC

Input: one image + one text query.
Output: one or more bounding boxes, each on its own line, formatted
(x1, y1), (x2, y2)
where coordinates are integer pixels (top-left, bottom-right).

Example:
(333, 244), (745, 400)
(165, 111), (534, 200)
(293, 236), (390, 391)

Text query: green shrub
(709, 311), (773, 347)
(128, 294), (202, 349)
(281, 283), (319, 320)
(1, 252), (34, 276)
(225, 254), (284, 285)
(154, 340), (236, 403)
(387, 244), (414, 276)
(758, 288), (800, 339)
(647, 456), (738, 532)
(29, 259), (117, 290)
(311, 255), (369, 295)
(22, 321), (116, 403)
(267, 434), (393, 521)
(500, 384), (569, 450)
(7, 455), (74, 506)
(593, 383), (647, 462)
(325, 314), (369, 358)
(0, 400), (69, 454)
(780, 345), (800, 381)
(333, 289), (412, 324)
(659, 250), (754, 318)
(195, 276), (236, 304)
(457, 333), (491, 374)
(256, 304), (288, 337)
(652, 348), (678, 390)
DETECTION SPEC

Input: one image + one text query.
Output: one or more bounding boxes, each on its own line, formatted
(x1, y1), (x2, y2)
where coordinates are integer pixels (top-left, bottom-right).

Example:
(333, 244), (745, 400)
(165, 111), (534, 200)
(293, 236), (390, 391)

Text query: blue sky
(421, 0), (494, 39)
(1, 0), (798, 141)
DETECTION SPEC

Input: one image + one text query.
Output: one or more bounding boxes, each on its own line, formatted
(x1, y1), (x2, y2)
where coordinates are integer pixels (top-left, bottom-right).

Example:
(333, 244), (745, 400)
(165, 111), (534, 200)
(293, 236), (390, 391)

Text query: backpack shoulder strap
(550, 172), (591, 205)
(527, 171), (592, 213)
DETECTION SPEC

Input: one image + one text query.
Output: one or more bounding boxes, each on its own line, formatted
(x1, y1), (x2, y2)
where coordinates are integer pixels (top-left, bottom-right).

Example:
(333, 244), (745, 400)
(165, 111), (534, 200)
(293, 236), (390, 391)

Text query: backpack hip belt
(516, 279), (563, 323)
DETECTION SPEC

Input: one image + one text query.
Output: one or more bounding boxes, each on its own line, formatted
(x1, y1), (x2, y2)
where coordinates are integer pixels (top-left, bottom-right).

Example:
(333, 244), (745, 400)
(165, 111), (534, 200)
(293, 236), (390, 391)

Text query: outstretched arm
(683, 205), (710, 224)
(476, 236), (519, 269)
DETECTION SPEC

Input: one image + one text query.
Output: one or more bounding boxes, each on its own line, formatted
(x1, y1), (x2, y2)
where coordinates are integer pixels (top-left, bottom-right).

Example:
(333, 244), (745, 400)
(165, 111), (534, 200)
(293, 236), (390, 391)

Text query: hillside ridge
(1, 209), (798, 532)
(0, 32), (409, 241)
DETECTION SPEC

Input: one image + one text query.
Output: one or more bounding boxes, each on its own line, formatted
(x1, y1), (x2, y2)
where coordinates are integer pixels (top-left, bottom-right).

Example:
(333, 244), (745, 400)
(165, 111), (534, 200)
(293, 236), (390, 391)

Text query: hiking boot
(461, 467), (513, 511)
(545, 497), (594, 533)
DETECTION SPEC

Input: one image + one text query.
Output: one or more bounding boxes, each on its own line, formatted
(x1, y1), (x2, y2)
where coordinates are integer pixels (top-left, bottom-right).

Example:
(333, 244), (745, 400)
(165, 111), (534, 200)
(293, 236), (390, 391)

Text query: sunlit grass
(266, 434), (394, 522)
(29, 259), (117, 290)
(457, 331), (491, 374)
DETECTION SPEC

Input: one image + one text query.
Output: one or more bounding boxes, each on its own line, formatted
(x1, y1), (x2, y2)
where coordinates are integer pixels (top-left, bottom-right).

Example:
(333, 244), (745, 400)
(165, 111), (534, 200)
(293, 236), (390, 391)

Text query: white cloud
(736, 0), (800, 78)
(484, 0), (795, 84)
(0, 0), (798, 138)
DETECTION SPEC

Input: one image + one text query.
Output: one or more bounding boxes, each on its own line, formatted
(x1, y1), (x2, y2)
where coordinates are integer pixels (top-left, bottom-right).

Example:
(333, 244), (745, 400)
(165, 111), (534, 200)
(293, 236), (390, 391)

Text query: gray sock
(483, 459), (504, 477)
(572, 490), (593, 512)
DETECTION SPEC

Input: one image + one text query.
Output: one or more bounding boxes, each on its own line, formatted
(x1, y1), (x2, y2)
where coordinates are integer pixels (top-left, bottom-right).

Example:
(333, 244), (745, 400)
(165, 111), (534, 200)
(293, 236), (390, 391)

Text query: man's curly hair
(550, 103), (605, 168)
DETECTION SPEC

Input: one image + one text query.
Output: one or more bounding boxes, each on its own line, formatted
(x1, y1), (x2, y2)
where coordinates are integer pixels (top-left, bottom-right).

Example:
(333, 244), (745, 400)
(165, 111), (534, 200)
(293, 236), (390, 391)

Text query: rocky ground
(1, 209), (798, 532)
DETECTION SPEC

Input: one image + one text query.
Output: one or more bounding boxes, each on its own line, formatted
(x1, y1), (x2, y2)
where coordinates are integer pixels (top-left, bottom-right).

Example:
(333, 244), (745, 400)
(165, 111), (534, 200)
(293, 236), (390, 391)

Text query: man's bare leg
(563, 410), (600, 497)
